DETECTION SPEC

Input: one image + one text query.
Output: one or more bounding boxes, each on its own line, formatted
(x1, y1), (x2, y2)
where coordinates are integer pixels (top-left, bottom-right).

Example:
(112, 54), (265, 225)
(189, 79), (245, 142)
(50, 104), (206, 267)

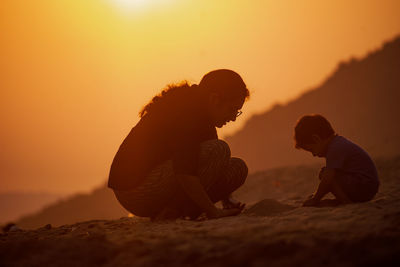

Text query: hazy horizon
(1, 0), (400, 194)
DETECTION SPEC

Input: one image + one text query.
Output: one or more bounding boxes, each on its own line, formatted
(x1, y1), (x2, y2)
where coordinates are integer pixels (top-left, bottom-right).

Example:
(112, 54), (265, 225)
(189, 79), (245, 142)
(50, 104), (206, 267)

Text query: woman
(108, 69), (250, 220)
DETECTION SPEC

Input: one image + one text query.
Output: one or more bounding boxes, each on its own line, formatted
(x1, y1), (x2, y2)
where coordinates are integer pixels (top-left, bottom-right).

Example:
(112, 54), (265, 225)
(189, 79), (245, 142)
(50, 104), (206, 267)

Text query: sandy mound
(244, 199), (295, 216)
(1, 155), (399, 266)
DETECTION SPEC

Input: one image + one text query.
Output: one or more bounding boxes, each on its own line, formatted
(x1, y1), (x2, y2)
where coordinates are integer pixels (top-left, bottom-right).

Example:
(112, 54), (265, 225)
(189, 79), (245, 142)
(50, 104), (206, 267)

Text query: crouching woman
(108, 69), (249, 220)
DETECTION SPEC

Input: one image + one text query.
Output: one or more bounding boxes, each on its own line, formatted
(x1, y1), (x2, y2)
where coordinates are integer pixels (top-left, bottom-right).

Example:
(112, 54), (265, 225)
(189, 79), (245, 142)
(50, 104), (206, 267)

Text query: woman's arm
(175, 174), (242, 218)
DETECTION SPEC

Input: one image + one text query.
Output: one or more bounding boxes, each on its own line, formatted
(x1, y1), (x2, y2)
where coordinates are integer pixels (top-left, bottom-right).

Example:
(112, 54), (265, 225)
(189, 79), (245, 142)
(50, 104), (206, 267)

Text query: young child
(294, 114), (379, 206)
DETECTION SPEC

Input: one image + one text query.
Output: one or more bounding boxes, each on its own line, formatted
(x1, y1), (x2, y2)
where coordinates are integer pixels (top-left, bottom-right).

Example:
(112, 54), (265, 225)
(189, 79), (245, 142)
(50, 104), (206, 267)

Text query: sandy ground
(1, 156), (399, 266)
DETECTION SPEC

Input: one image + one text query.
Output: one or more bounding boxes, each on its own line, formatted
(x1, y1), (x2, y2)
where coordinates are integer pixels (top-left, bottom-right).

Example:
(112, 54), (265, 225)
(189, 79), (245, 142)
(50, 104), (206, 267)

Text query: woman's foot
(151, 206), (182, 221)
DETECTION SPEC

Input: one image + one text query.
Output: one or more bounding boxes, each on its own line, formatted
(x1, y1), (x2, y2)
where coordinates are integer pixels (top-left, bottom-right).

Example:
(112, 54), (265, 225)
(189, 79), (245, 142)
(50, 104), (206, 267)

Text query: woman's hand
(175, 175), (245, 219)
(222, 197), (246, 210)
(207, 207), (244, 219)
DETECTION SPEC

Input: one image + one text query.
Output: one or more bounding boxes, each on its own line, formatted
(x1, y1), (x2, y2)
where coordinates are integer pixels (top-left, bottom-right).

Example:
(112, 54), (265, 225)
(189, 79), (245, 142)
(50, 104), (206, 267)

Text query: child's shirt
(325, 135), (379, 183)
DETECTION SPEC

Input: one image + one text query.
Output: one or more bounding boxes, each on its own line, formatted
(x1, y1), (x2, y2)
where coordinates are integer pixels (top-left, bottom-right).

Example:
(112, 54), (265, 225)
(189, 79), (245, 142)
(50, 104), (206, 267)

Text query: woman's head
(199, 69), (250, 128)
(199, 69), (249, 101)
(139, 69), (249, 128)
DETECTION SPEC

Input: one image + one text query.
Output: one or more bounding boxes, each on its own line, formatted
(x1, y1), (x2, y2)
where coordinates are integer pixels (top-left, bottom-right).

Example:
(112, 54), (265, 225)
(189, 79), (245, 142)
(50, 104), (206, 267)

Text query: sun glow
(109, 0), (175, 13)
(113, 0), (148, 9)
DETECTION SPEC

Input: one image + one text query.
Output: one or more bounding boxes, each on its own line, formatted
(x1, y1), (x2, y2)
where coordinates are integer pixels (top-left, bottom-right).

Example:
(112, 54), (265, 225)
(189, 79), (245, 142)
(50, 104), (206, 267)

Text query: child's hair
(294, 114), (335, 149)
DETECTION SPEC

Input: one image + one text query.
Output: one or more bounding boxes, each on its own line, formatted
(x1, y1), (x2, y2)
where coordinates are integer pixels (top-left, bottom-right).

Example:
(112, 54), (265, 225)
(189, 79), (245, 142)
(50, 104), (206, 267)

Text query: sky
(1, 0), (400, 194)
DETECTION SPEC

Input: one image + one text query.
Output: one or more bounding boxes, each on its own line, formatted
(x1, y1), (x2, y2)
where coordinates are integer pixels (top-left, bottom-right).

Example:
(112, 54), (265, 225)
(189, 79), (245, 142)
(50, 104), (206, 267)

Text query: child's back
(326, 135), (379, 202)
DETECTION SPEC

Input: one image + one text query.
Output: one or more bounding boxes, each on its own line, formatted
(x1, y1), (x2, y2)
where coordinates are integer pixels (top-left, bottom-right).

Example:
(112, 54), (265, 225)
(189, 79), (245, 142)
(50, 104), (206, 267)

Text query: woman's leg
(197, 139), (248, 200)
(196, 139), (231, 190)
(115, 139), (248, 219)
(178, 139), (248, 218)
(206, 157), (248, 203)
(113, 160), (175, 218)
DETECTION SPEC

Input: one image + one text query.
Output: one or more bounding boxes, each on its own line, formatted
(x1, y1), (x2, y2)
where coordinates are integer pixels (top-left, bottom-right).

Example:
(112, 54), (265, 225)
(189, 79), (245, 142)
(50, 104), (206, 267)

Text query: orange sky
(1, 0), (399, 194)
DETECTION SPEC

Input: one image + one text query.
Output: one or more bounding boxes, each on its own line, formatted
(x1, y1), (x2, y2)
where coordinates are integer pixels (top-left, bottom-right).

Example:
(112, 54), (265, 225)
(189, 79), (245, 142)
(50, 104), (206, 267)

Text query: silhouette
(226, 36), (400, 172)
(16, 185), (127, 229)
(294, 114), (379, 206)
(108, 69), (250, 220)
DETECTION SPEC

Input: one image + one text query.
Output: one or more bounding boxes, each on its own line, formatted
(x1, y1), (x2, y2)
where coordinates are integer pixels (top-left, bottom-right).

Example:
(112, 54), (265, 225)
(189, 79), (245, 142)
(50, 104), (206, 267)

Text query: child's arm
(303, 168), (336, 206)
(314, 168), (336, 201)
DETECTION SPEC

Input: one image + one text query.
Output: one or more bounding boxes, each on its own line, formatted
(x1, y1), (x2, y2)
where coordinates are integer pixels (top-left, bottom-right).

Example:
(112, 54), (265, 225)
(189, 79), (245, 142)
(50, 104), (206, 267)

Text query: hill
(226, 36), (400, 171)
(0, 192), (64, 224)
(16, 185), (127, 229)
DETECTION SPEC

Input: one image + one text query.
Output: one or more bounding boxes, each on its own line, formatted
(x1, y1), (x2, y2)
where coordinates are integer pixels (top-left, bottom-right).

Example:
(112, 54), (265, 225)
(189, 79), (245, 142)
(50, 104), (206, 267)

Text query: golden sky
(1, 0), (399, 193)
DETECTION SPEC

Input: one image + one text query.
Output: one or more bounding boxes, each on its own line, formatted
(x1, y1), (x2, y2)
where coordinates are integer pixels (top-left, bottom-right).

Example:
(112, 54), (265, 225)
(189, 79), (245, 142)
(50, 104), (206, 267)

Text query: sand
(1, 156), (400, 266)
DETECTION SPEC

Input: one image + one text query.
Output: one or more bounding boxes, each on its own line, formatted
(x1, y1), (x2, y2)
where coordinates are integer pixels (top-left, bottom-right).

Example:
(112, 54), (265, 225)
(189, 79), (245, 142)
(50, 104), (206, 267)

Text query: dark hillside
(226, 36), (400, 171)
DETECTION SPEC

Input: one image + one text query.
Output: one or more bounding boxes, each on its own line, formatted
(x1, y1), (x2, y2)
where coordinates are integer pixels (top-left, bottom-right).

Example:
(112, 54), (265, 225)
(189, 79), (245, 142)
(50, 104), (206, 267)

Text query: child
(294, 114), (379, 206)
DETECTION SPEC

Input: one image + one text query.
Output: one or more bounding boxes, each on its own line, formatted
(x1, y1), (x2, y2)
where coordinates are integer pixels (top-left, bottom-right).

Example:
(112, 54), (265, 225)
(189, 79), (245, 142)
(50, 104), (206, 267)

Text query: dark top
(108, 88), (217, 190)
(326, 135), (379, 183)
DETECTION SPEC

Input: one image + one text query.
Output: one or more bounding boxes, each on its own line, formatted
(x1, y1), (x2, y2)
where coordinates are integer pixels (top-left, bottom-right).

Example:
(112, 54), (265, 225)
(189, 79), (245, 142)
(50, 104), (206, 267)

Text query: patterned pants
(113, 139), (248, 218)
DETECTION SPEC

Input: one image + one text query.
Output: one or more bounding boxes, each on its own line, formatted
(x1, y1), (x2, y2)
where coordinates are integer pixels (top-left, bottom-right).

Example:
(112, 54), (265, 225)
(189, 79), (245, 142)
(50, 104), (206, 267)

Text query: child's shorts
(335, 170), (379, 202)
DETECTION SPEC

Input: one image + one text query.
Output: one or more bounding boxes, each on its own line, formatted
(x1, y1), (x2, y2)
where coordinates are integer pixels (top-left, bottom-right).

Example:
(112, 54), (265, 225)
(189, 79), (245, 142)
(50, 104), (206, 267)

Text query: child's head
(294, 114), (336, 157)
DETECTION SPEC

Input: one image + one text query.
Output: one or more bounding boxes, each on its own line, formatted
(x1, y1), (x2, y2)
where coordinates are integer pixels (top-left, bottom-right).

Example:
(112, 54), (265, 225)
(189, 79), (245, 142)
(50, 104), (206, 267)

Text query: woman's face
(209, 94), (245, 128)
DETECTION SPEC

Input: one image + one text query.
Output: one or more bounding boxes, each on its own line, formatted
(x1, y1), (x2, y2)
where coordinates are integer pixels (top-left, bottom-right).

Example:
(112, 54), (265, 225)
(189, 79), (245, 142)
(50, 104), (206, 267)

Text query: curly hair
(139, 69), (250, 118)
(139, 81), (194, 118)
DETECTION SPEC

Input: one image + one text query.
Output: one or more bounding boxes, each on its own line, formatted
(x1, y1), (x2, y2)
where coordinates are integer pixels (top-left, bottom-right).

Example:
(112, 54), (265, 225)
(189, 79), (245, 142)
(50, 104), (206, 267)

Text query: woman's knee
(201, 139), (231, 160)
(229, 157), (248, 187)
